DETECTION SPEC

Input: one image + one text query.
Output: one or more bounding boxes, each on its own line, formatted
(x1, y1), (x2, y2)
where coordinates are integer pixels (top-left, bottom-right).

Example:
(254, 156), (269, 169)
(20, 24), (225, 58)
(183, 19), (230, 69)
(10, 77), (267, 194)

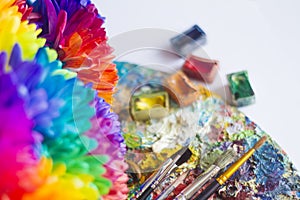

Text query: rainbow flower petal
(28, 0), (118, 104)
(13, 0), (33, 21)
(0, 50), (47, 199)
(85, 98), (128, 199)
(6, 44), (115, 197)
(0, 0), (45, 60)
(8, 44), (93, 138)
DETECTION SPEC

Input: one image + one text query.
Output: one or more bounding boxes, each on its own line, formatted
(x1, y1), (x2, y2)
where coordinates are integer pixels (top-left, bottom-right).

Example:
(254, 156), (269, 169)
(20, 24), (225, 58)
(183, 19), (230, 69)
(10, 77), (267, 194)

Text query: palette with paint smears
(114, 61), (300, 200)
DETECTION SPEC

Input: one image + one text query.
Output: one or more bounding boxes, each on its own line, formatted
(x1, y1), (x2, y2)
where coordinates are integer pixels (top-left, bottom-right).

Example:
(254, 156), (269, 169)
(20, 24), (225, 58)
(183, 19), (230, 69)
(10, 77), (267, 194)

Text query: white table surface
(96, 0), (300, 169)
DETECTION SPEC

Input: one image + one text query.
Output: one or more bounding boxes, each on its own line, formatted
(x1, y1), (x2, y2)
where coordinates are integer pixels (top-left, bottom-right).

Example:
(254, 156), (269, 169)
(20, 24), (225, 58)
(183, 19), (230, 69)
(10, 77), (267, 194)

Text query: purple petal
(80, 0), (91, 7)
(45, 0), (58, 40)
(26, 89), (48, 117)
(51, 0), (60, 13)
(59, 0), (68, 10)
(9, 44), (22, 69)
(0, 52), (7, 75)
(13, 62), (42, 92)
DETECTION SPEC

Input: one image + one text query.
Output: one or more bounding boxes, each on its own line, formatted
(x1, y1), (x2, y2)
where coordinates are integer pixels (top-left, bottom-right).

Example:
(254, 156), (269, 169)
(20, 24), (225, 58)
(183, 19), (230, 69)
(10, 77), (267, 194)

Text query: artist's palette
(114, 61), (300, 199)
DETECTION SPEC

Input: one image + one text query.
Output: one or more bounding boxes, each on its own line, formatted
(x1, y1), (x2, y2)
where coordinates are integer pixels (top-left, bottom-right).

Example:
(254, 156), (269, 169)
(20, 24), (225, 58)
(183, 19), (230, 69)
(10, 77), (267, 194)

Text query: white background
(96, 0), (300, 169)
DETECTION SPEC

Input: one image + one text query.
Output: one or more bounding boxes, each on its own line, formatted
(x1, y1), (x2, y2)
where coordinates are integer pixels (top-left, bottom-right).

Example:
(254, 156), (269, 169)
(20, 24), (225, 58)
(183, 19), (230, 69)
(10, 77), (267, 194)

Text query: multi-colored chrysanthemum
(0, 1), (127, 200)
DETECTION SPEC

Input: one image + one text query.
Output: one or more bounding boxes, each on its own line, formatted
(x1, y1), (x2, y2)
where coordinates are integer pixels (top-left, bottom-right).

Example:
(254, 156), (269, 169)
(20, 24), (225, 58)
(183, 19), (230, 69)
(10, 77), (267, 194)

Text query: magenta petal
(54, 10), (67, 48)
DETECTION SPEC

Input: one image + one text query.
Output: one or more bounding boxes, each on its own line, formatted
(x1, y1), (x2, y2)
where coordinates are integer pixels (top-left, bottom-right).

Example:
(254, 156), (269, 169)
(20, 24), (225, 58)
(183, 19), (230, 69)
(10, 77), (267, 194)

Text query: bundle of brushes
(175, 149), (237, 200)
(142, 136), (267, 200)
(194, 136), (267, 200)
(134, 136), (267, 200)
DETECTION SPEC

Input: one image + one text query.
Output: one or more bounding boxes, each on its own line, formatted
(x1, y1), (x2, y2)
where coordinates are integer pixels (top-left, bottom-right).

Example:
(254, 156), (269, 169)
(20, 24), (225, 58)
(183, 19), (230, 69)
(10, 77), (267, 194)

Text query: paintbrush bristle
(176, 148), (192, 166)
(253, 135), (267, 150)
(214, 149), (237, 169)
(171, 146), (188, 159)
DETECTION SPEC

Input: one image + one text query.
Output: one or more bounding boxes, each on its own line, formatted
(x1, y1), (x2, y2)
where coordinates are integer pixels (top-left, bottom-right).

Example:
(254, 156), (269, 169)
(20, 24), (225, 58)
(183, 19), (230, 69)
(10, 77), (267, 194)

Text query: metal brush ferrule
(176, 165), (220, 199)
(216, 148), (255, 185)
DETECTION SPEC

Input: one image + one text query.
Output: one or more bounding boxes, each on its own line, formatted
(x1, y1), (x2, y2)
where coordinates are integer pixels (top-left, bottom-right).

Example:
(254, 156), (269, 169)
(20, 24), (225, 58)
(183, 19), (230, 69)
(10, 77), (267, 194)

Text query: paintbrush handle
(136, 163), (178, 200)
(136, 158), (173, 198)
(217, 148), (255, 185)
(137, 187), (154, 200)
(155, 184), (176, 200)
(193, 179), (220, 200)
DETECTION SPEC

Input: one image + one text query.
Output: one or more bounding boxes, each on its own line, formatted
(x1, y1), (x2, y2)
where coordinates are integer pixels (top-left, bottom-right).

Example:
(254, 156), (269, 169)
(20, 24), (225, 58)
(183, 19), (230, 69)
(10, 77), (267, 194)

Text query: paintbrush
(175, 149), (237, 200)
(194, 136), (267, 200)
(155, 170), (190, 200)
(137, 148), (192, 200)
(135, 147), (188, 199)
